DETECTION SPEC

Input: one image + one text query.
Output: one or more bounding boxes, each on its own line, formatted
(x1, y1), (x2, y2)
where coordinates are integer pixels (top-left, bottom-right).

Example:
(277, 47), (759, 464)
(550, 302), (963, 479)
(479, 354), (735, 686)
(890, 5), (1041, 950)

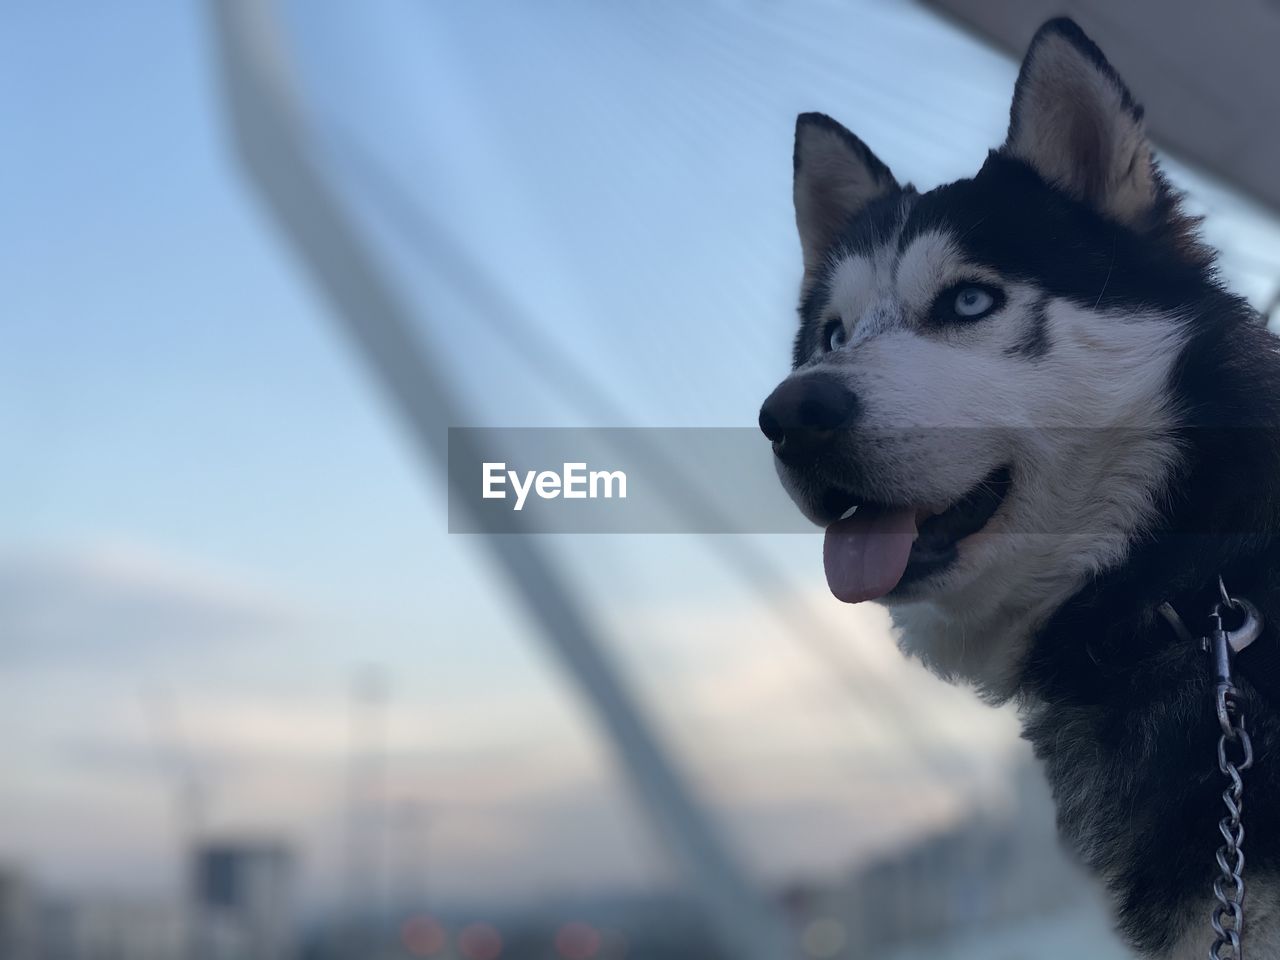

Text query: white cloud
(612, 587), (1027, 880)
(0, 542), (1031, 909)
(0, 543), (298, 665)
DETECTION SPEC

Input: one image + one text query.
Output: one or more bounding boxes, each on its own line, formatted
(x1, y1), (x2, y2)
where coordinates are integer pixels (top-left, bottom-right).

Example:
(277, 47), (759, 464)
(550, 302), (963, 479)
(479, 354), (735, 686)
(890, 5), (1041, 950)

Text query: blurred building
(0, 866), (36, 960)
(39, 897), (183, 960)
(193, 841), (297, 960)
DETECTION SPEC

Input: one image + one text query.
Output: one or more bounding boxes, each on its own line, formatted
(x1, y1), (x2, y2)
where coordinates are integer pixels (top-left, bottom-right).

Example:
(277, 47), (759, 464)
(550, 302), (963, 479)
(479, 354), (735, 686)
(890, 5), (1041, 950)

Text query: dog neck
(1012, 535), (1280, 954)
(1009, 312), (1280, 955)
(1021, 305), (1280, 703)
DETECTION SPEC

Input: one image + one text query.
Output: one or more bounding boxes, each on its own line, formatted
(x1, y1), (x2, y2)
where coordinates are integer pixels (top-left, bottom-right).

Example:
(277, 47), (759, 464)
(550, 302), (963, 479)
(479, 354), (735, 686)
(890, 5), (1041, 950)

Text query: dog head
(762, 19), (1210, 687)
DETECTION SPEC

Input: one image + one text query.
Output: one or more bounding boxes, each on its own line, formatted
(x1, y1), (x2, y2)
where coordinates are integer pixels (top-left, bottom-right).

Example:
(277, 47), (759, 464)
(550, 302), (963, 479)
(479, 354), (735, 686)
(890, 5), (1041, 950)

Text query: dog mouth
(820, 466), (1013, 604)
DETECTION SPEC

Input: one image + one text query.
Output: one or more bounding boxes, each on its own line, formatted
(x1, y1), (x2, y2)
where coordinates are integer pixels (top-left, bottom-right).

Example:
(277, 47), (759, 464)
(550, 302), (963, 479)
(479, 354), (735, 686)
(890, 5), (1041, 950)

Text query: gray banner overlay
(447, 427), (1276, 534)
(448, 428), (802, 533)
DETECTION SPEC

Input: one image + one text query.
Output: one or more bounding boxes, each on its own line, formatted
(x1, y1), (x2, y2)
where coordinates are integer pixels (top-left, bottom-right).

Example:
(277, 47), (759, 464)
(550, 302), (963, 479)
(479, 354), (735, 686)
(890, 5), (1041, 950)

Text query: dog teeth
(839, 505), (859, 521)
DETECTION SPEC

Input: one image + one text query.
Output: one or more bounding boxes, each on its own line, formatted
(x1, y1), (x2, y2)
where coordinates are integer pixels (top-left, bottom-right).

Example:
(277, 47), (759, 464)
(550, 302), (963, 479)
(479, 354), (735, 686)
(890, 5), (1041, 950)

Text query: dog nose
(758, 375), (858, 466)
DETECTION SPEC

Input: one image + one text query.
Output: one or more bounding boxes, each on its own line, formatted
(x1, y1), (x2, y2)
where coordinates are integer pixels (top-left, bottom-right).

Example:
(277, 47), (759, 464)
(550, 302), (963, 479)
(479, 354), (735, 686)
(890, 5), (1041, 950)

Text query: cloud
(0, 543), (1032, 907)
(0, 543), (297, 666)
(612, 587), (1027, 879)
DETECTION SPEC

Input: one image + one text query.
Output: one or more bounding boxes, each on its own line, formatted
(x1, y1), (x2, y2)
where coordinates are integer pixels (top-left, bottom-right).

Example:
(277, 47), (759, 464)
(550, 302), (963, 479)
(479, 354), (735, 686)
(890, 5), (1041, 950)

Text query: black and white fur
(765, 19), (1280, 958)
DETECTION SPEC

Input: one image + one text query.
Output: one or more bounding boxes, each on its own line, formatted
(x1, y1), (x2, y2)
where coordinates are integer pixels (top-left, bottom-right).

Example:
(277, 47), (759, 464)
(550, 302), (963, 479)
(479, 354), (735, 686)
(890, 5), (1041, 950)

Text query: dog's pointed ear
(1004, 18), (1157, 227)
(794, 112), (898, 277)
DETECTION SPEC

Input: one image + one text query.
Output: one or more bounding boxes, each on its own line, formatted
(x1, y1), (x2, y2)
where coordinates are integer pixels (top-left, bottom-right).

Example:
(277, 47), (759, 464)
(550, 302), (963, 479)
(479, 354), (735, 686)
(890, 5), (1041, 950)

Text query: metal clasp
(1213, 578), (1264, 655)
(1209, 596), (1260, 684)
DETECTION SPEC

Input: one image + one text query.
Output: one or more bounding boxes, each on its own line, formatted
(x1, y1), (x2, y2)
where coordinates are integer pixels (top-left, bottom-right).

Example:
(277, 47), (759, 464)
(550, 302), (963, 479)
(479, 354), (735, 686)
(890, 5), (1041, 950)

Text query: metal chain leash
(1206, 579), (1262, 960)
(1210, 678), (1252, 958)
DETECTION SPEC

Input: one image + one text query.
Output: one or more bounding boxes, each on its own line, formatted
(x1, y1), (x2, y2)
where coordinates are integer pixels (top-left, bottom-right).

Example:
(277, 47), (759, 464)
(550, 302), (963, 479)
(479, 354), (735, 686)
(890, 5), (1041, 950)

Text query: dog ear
(1004, 18), (1157, 228)
(794, 112), (898, 278)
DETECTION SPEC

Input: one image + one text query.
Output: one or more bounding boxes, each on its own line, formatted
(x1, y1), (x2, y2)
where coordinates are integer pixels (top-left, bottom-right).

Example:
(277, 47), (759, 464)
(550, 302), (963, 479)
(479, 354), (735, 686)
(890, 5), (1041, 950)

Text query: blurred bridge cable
(206, 2), (794, 958)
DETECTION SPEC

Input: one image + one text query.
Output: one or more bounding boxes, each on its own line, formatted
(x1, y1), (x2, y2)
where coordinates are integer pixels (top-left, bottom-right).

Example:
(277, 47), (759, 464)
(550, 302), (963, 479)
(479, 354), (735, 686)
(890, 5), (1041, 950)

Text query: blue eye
(954, 287), (995, 318)
(825, 319), (848, 352)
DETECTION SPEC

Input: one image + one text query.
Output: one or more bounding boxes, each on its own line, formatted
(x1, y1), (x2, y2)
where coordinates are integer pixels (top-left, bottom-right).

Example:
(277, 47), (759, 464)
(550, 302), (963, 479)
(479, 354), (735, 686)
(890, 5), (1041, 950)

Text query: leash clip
(1214, 595), (1263, 658)
(1209, 593), (1260, 689)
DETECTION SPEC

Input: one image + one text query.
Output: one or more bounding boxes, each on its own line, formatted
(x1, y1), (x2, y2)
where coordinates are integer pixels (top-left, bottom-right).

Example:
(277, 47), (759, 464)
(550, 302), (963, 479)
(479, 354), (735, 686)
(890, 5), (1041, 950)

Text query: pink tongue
(823, 507), (918, 604)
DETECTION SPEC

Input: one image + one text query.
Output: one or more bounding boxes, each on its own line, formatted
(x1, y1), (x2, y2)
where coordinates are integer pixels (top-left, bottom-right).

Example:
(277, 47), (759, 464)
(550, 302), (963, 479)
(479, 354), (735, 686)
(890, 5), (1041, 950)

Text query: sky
(4, 0), (1280, 921)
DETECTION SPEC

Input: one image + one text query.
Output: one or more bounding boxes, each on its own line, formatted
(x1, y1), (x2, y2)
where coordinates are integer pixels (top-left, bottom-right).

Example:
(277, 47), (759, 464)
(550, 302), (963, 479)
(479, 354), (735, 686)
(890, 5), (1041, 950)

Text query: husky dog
(760, 17), (1280, 959)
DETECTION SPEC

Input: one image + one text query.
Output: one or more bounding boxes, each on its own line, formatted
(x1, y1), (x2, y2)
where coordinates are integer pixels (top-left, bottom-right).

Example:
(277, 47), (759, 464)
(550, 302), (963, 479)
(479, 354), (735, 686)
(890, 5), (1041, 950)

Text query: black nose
(758, 375), (858, 466)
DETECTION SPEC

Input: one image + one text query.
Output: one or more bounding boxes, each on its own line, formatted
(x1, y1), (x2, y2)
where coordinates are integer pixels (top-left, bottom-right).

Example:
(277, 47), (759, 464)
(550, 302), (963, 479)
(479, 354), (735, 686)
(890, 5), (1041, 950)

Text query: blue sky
(4, 0), (1280, 916)
(2, 2), (436, 596)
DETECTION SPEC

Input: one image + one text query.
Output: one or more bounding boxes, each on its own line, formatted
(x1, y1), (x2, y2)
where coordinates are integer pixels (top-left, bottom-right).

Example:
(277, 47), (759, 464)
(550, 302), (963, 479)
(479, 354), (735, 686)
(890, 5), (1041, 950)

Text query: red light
(458, 923), (503, 960)
(555, 922), (601, 960)
(400, 915), (447, 957)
